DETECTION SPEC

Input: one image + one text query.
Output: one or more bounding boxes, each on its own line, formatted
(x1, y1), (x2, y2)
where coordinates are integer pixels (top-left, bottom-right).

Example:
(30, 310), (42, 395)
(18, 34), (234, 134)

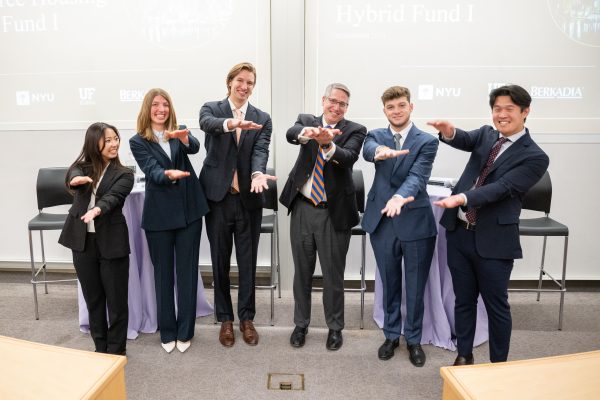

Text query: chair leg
(28, 230), (39, 320)
(558, 236), (569, 331)
(536, 236), (548, 302)
(360, 235), (366, 330)
(270, 231), (275, 326)
(275, 213), (281, 299)
(40, 230), (48, 294)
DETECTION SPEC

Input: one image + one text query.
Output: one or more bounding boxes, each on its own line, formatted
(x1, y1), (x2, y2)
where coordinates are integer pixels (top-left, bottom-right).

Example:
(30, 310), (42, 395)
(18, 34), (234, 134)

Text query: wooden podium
(440, 350), (600, 399)
(0, 335), (127, 399)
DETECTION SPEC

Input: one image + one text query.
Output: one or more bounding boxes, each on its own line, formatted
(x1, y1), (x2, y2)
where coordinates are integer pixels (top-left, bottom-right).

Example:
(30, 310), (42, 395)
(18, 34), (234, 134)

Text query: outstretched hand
(81, 207), (101, 223)
(375, 148), (409, 161)
(381, 195), (415, 218)
(427, 120), (455, 139)
(250, 173), (277, 193)
(229, 119), (263, 131)
(69, 176), (93, 187)
(164, 169), (190, 181)
(433, 194), (465, 209)
(164, 129), (190, 144)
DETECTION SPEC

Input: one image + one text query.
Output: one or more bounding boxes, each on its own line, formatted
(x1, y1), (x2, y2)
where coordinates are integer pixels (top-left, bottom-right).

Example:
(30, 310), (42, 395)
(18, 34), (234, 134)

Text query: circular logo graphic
(548, 0), (600, 47)
(131, 0), (234, 51)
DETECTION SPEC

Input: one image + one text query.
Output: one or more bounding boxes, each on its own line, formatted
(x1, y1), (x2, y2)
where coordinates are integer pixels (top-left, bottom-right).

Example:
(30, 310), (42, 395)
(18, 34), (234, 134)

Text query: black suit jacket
(129, 130), (209, 232)
(199, 99), (272, 210)
(58, 162), (134, 259)
(279, 114), (367, 231)
(439, 126), (549, 259)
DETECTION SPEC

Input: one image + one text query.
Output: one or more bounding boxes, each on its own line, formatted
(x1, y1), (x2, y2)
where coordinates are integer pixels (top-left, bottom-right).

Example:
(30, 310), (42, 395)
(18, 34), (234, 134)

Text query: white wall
(2, 0), (599, 290)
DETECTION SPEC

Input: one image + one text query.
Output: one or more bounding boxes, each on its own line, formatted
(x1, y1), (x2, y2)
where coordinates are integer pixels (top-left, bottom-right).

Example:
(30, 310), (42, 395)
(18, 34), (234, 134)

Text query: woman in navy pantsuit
(59, 122), (134, 355)
(130, 88), (209, 353)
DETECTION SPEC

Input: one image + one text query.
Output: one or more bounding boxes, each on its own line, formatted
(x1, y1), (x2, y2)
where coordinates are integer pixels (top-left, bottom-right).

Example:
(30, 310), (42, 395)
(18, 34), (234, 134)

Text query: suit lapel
(238, 104), (256, 149)
(219, 99), (238, 148)
(169, 139), (178, 164)
(96, 162), (115, 197)
(489, 131), (532, 174)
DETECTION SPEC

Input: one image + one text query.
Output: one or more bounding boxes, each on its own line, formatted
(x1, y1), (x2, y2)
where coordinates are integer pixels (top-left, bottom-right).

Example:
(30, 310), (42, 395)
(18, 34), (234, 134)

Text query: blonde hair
(226, 62), (257, 96)
(136, 88), (178, 142)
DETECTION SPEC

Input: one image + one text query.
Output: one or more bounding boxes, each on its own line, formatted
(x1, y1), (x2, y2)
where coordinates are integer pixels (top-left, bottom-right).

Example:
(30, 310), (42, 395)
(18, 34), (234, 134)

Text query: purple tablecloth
(373, 185), (489, 351)
(78, 189), (214, 339)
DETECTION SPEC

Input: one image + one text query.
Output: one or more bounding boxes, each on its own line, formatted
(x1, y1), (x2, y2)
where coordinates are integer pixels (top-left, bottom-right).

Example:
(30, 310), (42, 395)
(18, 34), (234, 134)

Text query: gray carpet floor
(1, 272), (599, 400)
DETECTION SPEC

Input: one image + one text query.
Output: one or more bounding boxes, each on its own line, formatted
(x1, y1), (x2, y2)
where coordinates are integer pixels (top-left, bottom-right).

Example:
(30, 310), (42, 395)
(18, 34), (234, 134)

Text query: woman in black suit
(59, 122), (134, 355)
(129, 88), (209, 353)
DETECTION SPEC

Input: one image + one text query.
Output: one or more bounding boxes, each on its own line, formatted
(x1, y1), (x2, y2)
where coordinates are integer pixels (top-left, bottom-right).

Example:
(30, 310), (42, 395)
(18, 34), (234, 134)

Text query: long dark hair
(66, 122), (125, 190)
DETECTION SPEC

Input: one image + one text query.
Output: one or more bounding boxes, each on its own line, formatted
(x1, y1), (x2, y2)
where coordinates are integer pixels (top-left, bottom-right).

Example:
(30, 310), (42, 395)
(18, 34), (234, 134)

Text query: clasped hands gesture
(69, 176), (102, 223)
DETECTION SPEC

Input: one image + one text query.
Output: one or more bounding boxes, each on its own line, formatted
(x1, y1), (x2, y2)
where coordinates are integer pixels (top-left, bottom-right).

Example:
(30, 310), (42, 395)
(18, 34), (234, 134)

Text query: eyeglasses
(326, 97), (349, 109)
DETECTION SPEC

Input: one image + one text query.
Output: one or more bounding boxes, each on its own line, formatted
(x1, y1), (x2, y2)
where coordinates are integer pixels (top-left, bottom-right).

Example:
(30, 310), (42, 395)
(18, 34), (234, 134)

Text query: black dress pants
(73, 233), (129, 355)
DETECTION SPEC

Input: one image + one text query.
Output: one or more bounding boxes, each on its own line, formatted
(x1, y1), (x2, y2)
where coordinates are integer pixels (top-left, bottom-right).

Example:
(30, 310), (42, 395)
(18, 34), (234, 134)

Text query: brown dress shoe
(240, 320), (259, 346)
(219, 321), (235, 347)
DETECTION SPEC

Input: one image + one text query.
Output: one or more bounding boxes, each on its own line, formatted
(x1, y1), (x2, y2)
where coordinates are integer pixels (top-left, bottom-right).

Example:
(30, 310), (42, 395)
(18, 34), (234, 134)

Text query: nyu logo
(418, 85), (461, 100)
(16, 90), (55, 106)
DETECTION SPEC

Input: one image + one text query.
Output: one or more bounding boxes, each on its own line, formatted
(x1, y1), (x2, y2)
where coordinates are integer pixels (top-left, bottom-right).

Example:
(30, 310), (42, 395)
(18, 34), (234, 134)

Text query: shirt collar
(501, 127), (526, 143)
(389, 121), (413, 138)
(321, 117), (337, 129)
(227, 98), (249, 117)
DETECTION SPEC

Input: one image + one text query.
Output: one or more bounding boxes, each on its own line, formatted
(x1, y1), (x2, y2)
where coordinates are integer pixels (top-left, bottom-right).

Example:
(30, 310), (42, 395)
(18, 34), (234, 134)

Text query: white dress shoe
(161, 341), (176, 353)
(176, 340), (191, 353)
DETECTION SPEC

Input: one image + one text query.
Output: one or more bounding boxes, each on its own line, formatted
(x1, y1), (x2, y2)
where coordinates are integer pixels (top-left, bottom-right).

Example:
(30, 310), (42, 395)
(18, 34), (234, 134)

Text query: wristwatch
(320, 143), (332, 150)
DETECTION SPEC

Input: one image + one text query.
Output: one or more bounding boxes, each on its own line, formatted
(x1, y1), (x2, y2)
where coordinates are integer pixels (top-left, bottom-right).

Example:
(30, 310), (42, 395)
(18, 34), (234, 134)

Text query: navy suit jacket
(279, 114), (366, 231)
(199, 98), (272, 210)
(58, 162), (134, 259)
(362, 125), (439, 241)
(439, 125), (549, 259)
(129, 130), (209, 232)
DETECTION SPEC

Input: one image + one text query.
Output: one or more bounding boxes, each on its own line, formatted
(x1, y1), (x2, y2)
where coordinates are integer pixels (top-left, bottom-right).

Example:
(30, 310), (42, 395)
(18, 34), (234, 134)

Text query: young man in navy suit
(429, 84), (549, 365)
(199, 62), (275, 348)
(362, 86), (439, 367)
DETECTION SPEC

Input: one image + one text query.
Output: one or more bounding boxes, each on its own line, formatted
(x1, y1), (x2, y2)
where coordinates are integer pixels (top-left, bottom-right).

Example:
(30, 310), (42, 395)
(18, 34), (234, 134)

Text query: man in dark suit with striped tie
(280, 83), (366, 351)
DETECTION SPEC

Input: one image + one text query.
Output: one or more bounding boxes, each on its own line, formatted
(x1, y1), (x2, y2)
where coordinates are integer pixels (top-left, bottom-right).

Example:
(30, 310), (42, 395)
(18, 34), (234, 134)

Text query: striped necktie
(310, 125), (331, 205)
(465, 136), (509, 224)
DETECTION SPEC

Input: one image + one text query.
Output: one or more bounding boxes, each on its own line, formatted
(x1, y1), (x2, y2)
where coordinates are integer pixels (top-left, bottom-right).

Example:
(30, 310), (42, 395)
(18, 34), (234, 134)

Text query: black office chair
(312, 169), (367, 329)
(28, 167), (77, 319)
(508, 171), (569, 330)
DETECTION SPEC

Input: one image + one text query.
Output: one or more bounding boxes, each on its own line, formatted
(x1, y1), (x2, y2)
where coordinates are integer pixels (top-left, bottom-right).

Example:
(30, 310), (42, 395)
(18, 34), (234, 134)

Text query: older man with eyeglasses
(280, 83), (366, 351)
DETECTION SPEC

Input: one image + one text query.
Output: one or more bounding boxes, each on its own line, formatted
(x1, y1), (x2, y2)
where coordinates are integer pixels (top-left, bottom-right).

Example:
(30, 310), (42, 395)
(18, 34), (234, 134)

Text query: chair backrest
(352, 169), (365, 213)
(522, 171), (551, 214)
(262, 167), (278, 211)
(36, 167), (73, 210)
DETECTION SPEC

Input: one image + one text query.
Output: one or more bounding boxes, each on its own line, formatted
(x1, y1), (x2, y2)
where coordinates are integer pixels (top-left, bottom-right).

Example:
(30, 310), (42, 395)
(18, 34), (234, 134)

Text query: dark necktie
(465, 137), (509, 224)
(393, 133), (403, 150)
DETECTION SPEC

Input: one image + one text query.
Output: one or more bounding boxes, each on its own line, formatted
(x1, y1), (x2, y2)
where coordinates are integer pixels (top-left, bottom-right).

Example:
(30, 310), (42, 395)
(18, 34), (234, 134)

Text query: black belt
(457, 219), (476, 231)
(300, 195), (328, 209)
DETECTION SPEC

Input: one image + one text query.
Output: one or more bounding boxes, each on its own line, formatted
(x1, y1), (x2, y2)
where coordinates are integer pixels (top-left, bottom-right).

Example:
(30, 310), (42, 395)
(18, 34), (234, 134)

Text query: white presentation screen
(305, 0), (600, 135)
(0, 0), (271, 130)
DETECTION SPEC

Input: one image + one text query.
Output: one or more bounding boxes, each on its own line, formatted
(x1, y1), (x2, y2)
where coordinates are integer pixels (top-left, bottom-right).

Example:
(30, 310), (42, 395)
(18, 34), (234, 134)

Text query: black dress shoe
(378, 338), (399, 360)
(290, 326), (308, 348)
(326, 329), (343, 351)
(453, 354), (474, 366)
(407, 343), (426, 367)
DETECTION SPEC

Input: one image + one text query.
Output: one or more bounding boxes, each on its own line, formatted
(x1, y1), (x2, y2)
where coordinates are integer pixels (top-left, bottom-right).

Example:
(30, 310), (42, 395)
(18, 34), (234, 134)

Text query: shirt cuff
(223, 119), (234, 132)
(321, 143), (336, 160)
(459, 193), (468, 206)
(442, 129), (457, 141)
(298, 128), (310, 144)
(251, 171), (263, 179)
